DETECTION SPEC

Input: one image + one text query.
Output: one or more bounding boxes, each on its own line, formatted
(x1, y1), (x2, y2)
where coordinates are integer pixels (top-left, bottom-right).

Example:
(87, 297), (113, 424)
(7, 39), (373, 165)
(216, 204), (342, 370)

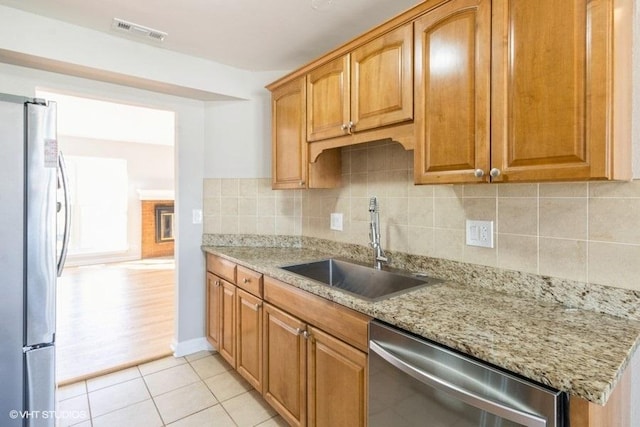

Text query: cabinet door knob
(299, 181), (305, 187)
(214, 280), (221, 287)
(243, 278), (250, 284)
(341, 123), (349, 131)
(489, 168), (501, 178)
(302, 330), (311, 340)
(474, 169), (485, 178)
(347, 121), (354, 132)
(295, 328), (304, 336)
(253, 302), (262, 310)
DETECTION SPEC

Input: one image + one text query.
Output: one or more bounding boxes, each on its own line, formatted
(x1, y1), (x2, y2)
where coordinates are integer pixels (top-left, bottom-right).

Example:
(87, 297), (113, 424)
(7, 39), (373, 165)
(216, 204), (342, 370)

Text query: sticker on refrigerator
(44, 138), (58, 168)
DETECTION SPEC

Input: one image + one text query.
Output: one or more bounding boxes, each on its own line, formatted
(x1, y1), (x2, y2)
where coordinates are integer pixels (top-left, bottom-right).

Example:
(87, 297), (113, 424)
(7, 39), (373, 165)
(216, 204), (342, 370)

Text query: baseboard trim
(171, 337), (214, 357)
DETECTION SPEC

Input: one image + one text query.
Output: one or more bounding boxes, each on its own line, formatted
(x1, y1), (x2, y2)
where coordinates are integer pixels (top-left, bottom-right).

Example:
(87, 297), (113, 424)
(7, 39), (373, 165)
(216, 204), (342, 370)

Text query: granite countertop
(202, 245), (640, 406)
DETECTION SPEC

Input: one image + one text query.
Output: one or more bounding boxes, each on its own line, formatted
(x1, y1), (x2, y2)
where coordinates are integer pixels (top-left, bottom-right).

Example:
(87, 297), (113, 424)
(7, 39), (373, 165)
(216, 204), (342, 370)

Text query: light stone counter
(202, 243), (640, 406)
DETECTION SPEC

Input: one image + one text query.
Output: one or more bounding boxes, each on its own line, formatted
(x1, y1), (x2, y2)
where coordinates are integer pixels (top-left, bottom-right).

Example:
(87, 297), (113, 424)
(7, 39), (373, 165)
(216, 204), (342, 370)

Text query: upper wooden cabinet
(269, 0), (631, 185)
(415, 0), (632, 184)
(271, 77), (308, 189)
(414, 0), (491, 184)
(307, 23), (414, 142)
(271, 77), (342, 190)
(490, 0), (631, 182)
(306, 56), (350, 142)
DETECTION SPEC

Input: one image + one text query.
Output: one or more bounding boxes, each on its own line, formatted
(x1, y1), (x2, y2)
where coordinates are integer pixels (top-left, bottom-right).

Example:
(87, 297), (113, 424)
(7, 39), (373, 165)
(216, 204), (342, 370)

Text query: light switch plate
(192, 209), (203, 224)
(466, 220), (494, 248)
(330, 213), (343, 231)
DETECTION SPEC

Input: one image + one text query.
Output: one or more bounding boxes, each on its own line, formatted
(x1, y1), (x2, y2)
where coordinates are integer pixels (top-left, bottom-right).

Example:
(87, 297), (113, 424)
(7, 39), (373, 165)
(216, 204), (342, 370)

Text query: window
(62, 155), (128, 255)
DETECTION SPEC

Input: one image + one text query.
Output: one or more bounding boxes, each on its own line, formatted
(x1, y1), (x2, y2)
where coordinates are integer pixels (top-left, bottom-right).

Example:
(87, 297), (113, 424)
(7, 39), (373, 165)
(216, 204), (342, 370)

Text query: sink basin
(280, 258), (442, 301)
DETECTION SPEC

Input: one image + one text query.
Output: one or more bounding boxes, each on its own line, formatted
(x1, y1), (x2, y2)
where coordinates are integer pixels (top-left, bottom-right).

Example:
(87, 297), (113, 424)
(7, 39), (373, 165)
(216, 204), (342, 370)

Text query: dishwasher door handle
(369, 340), (548, 427)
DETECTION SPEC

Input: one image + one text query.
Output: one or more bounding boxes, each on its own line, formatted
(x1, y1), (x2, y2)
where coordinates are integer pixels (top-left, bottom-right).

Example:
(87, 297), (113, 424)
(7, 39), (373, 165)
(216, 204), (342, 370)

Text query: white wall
(204, 73), (280, 179)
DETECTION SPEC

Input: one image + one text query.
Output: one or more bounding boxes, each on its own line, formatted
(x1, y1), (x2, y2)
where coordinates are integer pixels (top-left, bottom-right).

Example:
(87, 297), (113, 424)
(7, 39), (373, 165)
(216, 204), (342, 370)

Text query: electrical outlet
(466, 220), (494, 248)
(330, 213), (343, 231)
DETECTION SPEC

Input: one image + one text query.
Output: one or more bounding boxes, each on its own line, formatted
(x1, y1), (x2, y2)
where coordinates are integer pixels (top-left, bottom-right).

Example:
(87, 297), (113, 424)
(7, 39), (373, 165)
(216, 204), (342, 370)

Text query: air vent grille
(111, 18), (167, 42)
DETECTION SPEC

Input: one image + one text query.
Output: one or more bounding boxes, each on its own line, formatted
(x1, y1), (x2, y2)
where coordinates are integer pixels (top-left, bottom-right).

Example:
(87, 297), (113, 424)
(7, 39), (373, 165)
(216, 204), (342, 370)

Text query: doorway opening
(38, 89), (177, 384)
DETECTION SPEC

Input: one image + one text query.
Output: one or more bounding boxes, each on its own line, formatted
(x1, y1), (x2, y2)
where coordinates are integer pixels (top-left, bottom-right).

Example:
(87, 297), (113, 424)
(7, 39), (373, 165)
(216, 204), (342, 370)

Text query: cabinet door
(351, 22), (413, 133)
(272, 77), (307, 189)
(307, 326), (367, 427)
(491, 0), (617, 181)
(236, 289), (263, 392)
(219, 280), (236, 367)
(263, 303), (306, 427)
(414, 0), (491, 184)
(307, 55), (350, 142)
(206, 272), (222, 349)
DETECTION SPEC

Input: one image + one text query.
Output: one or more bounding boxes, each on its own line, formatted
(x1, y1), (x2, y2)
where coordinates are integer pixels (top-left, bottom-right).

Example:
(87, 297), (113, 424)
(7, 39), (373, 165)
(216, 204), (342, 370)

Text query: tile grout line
(137, 365), (166, 427)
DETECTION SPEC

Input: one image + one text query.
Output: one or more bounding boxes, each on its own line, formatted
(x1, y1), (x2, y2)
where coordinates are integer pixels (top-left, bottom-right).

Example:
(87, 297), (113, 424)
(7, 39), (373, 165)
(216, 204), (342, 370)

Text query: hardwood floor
(56, 257), (175, 386)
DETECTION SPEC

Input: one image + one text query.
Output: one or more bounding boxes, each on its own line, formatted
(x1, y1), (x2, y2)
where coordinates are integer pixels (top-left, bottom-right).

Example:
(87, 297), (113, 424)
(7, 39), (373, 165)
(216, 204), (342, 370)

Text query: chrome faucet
(368, 197), (388, 269)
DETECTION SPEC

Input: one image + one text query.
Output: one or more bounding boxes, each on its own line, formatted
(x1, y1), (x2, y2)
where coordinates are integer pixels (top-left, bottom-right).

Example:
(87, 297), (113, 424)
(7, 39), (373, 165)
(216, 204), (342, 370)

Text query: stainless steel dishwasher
(369, 321), (567, 427)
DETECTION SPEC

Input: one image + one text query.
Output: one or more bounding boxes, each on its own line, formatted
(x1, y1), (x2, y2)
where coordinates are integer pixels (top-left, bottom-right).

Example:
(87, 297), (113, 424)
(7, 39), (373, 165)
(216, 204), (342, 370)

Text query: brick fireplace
(141, 199), (174, 258)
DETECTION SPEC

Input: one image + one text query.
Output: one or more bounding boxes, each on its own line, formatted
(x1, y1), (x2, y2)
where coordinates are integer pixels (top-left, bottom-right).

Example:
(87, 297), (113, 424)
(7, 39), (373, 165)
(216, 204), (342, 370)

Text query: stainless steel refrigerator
(0, 93), (70, 426)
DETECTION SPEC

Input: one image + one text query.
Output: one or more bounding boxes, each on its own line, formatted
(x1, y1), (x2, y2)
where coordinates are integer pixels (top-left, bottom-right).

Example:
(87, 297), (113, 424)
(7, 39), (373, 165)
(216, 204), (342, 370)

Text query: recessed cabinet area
(206, 254), (370, 427)
(267, 0), (632, 187)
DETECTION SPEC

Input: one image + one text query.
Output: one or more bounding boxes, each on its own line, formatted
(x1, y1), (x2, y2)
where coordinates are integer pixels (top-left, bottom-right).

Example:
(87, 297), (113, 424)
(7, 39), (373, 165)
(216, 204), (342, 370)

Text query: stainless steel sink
(280, 258), (442, 301)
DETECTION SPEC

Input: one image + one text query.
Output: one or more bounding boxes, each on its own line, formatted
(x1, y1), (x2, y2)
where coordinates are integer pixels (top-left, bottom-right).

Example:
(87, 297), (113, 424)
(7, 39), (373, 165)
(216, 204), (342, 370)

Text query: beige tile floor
(56, 351), (289, 427)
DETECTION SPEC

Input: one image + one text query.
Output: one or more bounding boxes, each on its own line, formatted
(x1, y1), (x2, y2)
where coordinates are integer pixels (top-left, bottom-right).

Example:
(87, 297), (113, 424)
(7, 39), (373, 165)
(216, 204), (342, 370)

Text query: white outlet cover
(330, 213), (343, 231)
(466, 220), (494, 248)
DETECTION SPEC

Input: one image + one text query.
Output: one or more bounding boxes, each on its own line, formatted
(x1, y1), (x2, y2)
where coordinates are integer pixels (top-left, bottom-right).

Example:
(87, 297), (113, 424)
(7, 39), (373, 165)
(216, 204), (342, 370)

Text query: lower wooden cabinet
(207, 256), (369, 427)
(219, 280), (236, 367)
(263, 303), (307, 427)
(307, 326), (367, 427)
(236, 288), (263, 392)
(263, 302), (367, 427)
(205, 272), (222, 349)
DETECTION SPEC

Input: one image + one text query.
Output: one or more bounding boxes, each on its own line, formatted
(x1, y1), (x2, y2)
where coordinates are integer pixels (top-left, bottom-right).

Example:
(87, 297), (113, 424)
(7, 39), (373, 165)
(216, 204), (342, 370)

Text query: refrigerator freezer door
(25, 101), (58, 347)
(0, 95), (27, 426)
(25, 345), (55, 427)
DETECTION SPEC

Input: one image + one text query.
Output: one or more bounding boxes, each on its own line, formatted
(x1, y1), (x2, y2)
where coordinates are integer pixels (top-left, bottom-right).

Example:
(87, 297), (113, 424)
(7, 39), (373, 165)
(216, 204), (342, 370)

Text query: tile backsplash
(204, 141), (640, 292)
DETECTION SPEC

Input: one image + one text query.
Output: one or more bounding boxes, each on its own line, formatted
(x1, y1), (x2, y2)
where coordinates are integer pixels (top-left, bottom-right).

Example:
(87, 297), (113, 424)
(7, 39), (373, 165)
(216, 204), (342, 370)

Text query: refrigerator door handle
(57, 151), (70, 277)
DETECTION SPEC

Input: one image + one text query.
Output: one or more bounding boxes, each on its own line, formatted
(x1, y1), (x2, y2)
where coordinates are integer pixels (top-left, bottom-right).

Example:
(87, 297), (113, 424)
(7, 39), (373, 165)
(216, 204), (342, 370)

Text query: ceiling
(0, 0), (422, 71)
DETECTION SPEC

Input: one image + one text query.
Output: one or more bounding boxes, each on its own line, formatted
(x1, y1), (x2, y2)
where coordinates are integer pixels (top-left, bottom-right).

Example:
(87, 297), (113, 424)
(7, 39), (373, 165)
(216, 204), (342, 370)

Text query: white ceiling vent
(111, 18), (167, 42)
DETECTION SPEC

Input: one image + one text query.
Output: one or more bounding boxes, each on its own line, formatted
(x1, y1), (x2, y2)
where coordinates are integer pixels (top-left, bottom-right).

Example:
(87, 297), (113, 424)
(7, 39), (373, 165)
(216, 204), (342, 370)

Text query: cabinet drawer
(237, 266), (263, 298)
(264, 276), (371, 352)
(207, 253), (237, 284)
